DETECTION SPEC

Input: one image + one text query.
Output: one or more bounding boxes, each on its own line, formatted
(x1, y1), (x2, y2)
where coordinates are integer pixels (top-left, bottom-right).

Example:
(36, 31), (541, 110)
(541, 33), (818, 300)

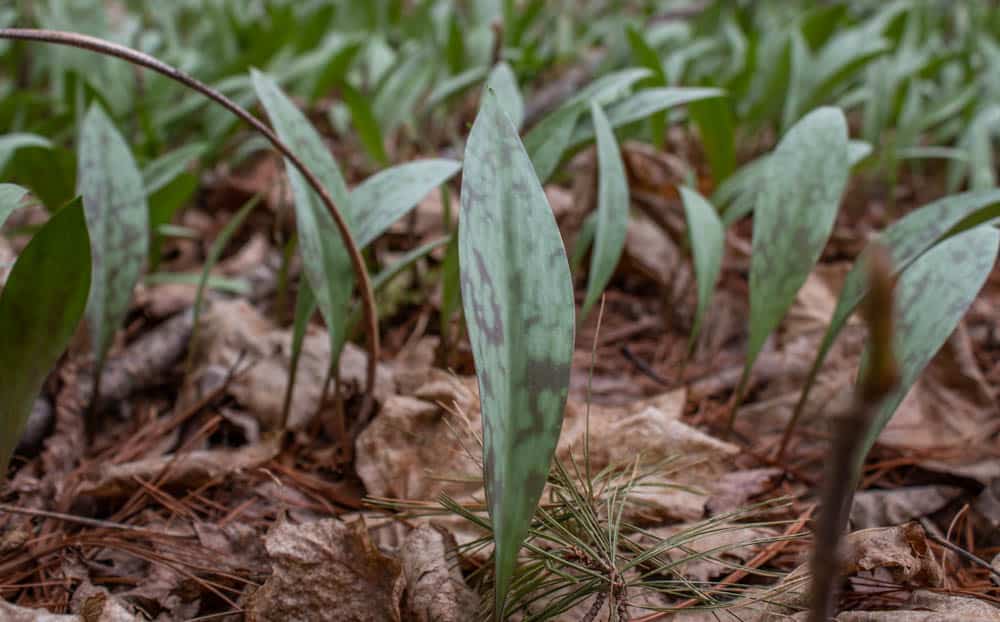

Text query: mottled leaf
(460, 90), (575, 616)
(744, 107), (848, 384)
(858, 226), (999, 462)
(78, 104), (150, 373)
(252, 70), (355, 361)
(425, 66), (490, 110)
(350, 159), (461, 248)
(0, 202), (90, 474)
(486, 62), (524, 130)
(795, 189), (1000, 419)
(581, 102), (629, 320)
(0, 184), (28, 229)
(679, 186), (724, 353)
(373, 49), (435, 134)
(719, 140), (869, 226)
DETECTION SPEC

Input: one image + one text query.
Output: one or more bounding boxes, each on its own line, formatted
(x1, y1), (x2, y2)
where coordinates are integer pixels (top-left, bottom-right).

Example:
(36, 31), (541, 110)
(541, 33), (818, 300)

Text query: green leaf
(525, 103), (582, 183)
(524, 68), (652, 183)
(569, 87), (725, 146)
(440, 232), (462, 343)
(148, 172), (198, 271)
(373, 49), (435, 134)
(142, 143), (207, 196)
(0, 184), (29, 229)
(144, 272), (251, 295)
(679, 186), (724, 354)
(795, 189), (1000, 420)
(185, 195), (261, 374)
(340, 81), (388, 166)
(282, 278), (317, 430)
(2, 146), (77, 212)
(78, 104), (150, 373)
(0, 133), (52, 173)
(0, 202), (91, 474)
(689, 97), (736, 183)
(350, 159), (461, 248)
(252, 69), (355, 361)
(744, 107), (849, 388)
(718, 138), (870, 227)
(581, 102), (629, 321)
(425, 66), (490, 110)
(858, 225), (999, 462)
(485, 62), (524, 130)
(460, 90), (575, 616)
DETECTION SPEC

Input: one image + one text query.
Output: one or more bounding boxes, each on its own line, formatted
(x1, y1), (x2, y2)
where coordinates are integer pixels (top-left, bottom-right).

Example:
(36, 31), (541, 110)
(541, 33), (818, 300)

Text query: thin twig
(0, 28), (380, 413)
(921, 519), (1000, 582)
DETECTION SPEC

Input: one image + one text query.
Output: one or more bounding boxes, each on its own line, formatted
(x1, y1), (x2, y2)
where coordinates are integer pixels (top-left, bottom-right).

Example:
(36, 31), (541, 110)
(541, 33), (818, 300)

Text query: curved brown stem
(0, 28), (380, 410)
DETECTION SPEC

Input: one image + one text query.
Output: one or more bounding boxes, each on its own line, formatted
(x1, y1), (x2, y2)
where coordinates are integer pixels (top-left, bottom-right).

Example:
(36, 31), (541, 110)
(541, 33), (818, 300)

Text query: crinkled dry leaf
(850, 486), (962, 530)
(0, 600), (79, 621)
(401, 526), (479, 622)
(832, 591), (1000, 621)
(248, 517), (404, 622)
(184, 300), (393, 430)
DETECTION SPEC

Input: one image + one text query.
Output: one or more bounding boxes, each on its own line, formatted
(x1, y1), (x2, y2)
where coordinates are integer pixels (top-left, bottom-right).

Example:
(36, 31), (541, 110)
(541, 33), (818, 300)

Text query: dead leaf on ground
(638, 522), (781, 583)
(183, 299), (394, 431)
(850, 486), (963, 530)
(400, 525), (478, 622)
(78, 434), (281, 498)
(831, 590), (1000, 621)
(358, 379), (743, 527)
(0, 600), (79, 621)
(247, 516), (404, 622)
(71, 580), (142, 622)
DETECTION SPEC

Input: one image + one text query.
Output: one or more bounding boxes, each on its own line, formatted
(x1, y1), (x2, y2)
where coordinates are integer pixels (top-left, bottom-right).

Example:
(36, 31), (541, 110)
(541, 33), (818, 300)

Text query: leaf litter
(4, 26), (1000, 622)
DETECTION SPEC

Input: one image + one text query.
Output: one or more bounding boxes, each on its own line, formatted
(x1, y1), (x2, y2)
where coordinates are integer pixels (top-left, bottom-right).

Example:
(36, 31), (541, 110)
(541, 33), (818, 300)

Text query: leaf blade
(460, 90), (575, 615)
(0, 202), (91, 473)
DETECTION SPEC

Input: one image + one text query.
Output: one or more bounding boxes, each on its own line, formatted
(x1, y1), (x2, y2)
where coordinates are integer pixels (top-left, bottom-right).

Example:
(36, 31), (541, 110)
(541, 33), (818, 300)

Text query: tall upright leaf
(78, 104), (150, 377)
(679, 186), (724, 353)
(252, 70), (355, 361)
(789, 189), (1000, 441)
(581, 101), (629, 320)
(485, 62), (524, 130)
(858, 225), (999, 464)
(460, 90), (575, 616)
(739, 107), (848, 409)
(0, 203), (91, 474)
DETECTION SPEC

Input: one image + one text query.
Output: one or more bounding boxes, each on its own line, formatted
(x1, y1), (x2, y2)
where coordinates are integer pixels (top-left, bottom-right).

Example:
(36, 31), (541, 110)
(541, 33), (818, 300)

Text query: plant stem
(0, 28), (380, 413)
(808, 245), (898, 622)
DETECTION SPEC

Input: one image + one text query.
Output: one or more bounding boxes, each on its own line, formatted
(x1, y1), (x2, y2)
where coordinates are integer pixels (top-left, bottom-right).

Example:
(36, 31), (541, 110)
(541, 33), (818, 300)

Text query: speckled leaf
(252, 70), (355, 360)
(719, 139), (870, 226)
(745, 107), (848, 377)
(0, 202), (90, 474)
(486, 62), (524, 130)
(350, 159), (461, 248)
(796, 189), (1000, 417)
(459, 90), (575, 616)
(0, 184), (28, 229)
(859, 226), (999, 461)
(78, 104), (150, 371)
(679, 186), (724, 353)
(581, 101), (629, 320)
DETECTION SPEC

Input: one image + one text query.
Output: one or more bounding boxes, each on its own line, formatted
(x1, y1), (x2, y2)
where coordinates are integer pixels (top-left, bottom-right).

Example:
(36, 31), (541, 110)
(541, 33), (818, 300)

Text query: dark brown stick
(0, 28), (380, 412)
(808, 246), (898, 622)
